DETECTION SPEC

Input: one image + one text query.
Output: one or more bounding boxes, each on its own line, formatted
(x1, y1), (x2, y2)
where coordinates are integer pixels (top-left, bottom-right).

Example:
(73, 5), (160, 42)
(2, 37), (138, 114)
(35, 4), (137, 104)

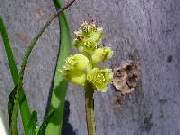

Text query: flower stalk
(62, 21), (113, 135)
(84, 82), (96, 135)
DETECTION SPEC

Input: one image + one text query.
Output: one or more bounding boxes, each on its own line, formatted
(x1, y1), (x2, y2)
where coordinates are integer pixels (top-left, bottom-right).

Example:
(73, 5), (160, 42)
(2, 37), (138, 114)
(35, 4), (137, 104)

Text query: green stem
(84, 82), (96, 135)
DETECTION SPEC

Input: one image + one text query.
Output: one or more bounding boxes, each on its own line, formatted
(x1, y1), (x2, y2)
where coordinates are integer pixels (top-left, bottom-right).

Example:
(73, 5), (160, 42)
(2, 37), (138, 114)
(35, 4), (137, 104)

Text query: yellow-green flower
(87, 68), (113, 92)
(73, 21), (103, 55)
(61, 21), (113, 92)
(71, 74), (86, 86)
(91, 47), (113, 64)
(63, 54), (90, 85)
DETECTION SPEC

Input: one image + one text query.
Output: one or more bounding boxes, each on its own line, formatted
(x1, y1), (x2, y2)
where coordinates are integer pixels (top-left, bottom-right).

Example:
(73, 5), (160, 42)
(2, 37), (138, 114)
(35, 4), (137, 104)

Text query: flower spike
(61, 21), (114, 135)
(62, 21), (113, 91)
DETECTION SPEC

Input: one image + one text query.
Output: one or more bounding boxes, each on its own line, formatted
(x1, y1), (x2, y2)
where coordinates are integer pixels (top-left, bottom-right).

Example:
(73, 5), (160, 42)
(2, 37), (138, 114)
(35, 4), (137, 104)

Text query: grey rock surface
(0, 0), (180, 135)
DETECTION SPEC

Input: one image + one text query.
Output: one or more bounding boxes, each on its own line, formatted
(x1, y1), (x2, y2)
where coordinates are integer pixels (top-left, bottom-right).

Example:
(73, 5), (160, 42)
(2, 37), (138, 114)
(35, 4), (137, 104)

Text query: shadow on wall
(62, 100), (76, 135)
(0, 111), (7, 135)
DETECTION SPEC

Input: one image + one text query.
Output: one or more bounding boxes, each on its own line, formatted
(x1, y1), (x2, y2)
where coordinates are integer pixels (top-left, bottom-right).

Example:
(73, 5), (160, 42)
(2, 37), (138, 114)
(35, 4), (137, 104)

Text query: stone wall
(0, 0), (179, 134)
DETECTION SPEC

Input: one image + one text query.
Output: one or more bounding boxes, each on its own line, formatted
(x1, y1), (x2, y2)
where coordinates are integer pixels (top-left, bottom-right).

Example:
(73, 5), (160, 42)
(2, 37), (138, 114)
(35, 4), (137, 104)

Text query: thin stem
(19, 0), (76, 79)
(84, 82), (96, 135)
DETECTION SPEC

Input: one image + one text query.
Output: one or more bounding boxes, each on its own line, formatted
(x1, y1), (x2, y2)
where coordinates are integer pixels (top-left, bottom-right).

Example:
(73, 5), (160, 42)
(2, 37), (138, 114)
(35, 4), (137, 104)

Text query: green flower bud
(73, 21), (103, 54)
(87, 68), (113, 92)
(91, 47), (113, 64)
(63, 54), (91, 85)
(71, 74), (86, 86)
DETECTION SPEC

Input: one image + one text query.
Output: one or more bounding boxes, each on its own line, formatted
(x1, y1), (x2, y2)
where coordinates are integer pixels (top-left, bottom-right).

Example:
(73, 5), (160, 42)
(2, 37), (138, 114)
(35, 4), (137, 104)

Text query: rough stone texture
(0, 0), (180, 135)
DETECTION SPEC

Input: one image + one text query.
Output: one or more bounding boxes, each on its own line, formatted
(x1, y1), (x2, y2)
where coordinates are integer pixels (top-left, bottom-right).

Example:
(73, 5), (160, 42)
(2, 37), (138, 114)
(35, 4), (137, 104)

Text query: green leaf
(0, 17), (19, 85)
(37, 110), (55, 135)
(27, 111), (37, 135)
(8, 86), (18, 135)
(45, 0), (72, 134)
(0, 16), (31, 134)
(18, 87), (31, 134)
(0, 16), (19, 135)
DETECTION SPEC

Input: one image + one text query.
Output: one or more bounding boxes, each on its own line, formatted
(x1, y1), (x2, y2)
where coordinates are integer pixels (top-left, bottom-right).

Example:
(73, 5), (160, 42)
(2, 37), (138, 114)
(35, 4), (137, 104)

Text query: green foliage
(27, 111), (37, 135)
(0, 17), (19, 135)
(37, 110), (54, 135)
(0, 16), (31, 134)
(45, 0), (72, 134)
(8, 86), (18, 135)
(0, 17), (19, 85)
(1, 0), (73, 134)
(18, 87), (31, 134)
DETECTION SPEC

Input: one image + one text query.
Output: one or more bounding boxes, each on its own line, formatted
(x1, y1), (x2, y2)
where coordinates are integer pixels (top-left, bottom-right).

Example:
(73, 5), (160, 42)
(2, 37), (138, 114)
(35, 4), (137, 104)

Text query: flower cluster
(62, 21), (113, 92)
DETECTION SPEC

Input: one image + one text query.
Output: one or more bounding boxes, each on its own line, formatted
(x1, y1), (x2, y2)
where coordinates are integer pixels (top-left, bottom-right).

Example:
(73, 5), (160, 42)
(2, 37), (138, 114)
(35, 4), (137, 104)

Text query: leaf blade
(0, 16), (20, 135)
(45, 0), (72, 134)
(27, 111), (37, 135)
(8, 86), (19, 135)
(37, 110), (55, 135)
(0, 17), (19, 85)
(0, 16), (31, 134)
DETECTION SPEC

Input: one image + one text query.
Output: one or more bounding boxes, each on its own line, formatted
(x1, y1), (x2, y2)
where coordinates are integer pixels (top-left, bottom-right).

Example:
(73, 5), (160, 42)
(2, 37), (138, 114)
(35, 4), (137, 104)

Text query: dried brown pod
(112, 60), (140, 95)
